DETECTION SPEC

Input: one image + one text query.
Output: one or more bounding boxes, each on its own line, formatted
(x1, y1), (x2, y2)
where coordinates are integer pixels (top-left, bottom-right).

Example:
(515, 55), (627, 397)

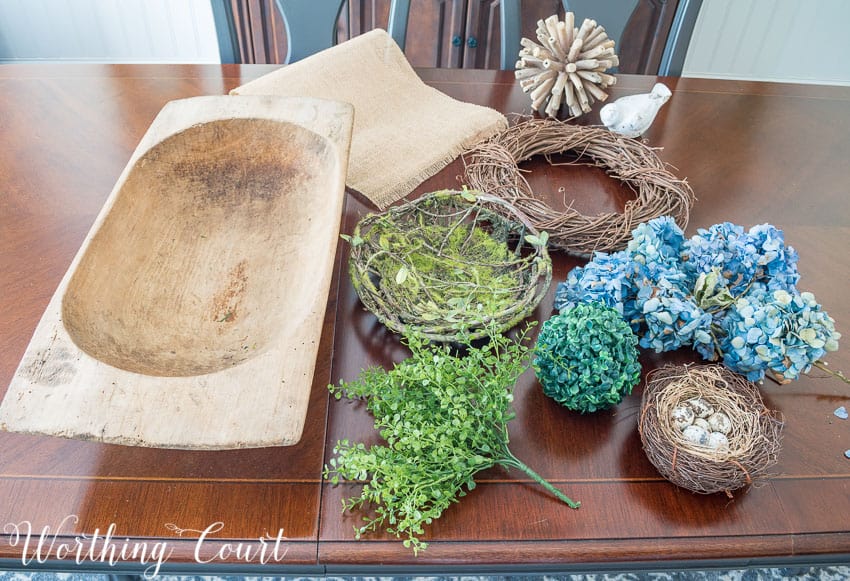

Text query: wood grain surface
(1, 65), (849, 574)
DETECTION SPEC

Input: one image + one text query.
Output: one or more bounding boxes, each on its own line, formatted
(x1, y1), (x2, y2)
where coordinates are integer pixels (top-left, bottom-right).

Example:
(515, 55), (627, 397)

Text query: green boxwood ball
(534, 302), (641, 413)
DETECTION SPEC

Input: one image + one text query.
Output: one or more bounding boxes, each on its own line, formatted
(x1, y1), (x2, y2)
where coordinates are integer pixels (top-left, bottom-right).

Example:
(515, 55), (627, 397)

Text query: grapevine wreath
(463, 118), (695, 256)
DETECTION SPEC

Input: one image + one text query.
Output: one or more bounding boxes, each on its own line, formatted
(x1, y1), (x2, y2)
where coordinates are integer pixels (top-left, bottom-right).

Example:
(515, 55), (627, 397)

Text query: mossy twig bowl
(347, 190), (551, 342)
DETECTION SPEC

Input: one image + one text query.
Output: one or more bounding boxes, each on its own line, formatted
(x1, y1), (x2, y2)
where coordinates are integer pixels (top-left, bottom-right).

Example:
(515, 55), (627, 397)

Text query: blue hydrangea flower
(771, 290), (840, 380)
(634, 276), (714, 355)
(720, 286), (840, 381)
(747, 223), (800, 291)
(718, 284), (778, 381)
(627, 216), (685, 280)
(554, 218), (836, 384)
(682, 222), (752, 293)
(554, 250), (642, 326)
(682, 222), (800, 295)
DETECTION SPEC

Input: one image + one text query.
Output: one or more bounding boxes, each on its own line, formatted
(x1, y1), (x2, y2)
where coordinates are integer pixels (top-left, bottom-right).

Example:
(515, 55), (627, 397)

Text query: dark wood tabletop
(1, 64), (849, 575)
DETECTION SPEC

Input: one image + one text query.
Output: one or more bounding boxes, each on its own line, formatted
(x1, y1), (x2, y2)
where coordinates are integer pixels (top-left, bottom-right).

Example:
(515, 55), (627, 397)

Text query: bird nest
(347, 189), (552, 342)
(638, 364), (784, 496)
(463, 118), (695, 256)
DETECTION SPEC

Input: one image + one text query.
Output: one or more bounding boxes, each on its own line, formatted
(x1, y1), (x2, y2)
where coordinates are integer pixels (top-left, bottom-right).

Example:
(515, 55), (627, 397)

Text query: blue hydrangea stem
(812, 360), (850, 385)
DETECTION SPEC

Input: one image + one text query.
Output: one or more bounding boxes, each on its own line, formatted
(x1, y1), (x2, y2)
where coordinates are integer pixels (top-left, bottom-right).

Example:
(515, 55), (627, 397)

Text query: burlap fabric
(231, 29), (508, 209)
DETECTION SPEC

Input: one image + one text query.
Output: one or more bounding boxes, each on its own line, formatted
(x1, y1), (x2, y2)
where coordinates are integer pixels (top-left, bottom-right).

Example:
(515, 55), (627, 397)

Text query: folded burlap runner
(231, 29), (507, 209)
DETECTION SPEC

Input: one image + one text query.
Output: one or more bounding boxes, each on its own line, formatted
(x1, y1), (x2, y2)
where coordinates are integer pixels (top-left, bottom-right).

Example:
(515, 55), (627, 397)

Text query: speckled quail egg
(707, 411), (732, 435)
(683, 424), (710, 446)
(670, 405), (695, 431)
(708, 432), (729, 449)
(694, 418), (711, 432)
(687, 397), (715, 419)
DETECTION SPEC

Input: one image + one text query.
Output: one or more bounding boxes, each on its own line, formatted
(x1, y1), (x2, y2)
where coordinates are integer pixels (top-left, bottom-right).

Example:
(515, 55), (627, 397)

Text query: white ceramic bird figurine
(599, 82), (671, 138)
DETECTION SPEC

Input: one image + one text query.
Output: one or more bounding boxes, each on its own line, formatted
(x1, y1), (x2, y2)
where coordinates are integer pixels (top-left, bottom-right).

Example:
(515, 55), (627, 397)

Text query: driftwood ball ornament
(516, 13), (618, 118)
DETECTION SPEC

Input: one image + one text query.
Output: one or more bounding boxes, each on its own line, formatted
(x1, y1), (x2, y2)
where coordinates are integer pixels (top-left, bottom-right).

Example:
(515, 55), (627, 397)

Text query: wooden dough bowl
(0, 95), (353, 449)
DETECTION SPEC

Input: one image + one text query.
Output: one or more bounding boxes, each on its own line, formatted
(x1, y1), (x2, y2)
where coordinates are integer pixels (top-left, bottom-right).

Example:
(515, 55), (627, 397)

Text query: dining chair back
(212, 0), (697, 74)
(389, 0), (520, 70)
(562, 0), (702, 75)
(275, 0), (346, 63)
(213, 0), (521, 70)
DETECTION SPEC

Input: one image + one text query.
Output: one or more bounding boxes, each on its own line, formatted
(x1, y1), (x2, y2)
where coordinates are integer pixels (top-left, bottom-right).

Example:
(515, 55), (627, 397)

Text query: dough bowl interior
(62, 118), (338, 377)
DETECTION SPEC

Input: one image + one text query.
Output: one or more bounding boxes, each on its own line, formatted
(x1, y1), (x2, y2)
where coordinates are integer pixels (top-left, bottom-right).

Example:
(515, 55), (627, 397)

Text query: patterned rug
(2, 568), (850, 580)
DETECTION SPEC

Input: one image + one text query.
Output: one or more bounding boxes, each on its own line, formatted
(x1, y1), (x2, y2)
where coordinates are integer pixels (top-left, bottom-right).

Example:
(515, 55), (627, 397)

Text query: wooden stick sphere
(516, 13), (619, 118)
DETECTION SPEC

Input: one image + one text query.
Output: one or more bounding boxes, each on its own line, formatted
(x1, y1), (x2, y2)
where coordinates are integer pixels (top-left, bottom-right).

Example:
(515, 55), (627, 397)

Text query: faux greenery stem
(498, 450), (580, 508)
(325, 324), (579, 553)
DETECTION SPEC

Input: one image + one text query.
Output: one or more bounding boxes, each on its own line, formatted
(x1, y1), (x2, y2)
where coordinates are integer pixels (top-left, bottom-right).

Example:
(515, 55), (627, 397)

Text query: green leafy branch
(324, 326), (579, 554)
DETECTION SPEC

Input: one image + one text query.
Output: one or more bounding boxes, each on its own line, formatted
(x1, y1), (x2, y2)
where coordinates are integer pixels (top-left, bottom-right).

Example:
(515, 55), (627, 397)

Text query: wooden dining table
(1, 64), (849, 576)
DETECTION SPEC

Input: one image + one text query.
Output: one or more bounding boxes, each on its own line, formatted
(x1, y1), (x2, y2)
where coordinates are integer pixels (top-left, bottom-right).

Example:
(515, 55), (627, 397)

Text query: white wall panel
(683, 0), (850, 86)
(0, 0), (221, 63)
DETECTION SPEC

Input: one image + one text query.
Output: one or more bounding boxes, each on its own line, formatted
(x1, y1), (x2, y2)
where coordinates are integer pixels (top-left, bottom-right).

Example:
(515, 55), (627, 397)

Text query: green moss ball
(534, 302), (641, 413)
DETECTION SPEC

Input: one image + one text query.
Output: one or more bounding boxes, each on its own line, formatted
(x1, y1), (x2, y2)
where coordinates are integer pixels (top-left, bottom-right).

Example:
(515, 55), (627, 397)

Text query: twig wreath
(346, 189), (552, 342)
(463, 118), (695, 256)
